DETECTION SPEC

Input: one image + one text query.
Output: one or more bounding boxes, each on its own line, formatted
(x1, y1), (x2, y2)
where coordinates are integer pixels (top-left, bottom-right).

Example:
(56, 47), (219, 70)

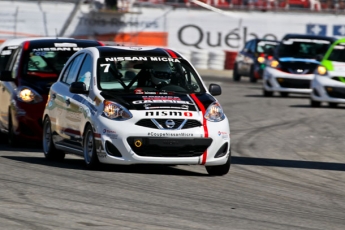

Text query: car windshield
(256, 41), (278, 53)
(328, 43), (345, 62)
(24, 48), (81, 75)
(278, 38), (331, 59)
(97, 56), (205, 94)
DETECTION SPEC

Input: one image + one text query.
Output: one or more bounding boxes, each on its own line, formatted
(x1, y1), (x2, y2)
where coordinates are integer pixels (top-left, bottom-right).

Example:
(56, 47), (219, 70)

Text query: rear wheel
(310, 99), (321, 107)
(206, 154), (231, 176)
(233, 64), (241, 82)
(83, 125), (99, 170)
(8, 114), (19, 147)
(42, 117), (65, 160)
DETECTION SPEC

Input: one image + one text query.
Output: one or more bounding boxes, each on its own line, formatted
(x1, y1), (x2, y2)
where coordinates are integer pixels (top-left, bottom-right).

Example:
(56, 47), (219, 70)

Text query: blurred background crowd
(91, 0), (345, 12)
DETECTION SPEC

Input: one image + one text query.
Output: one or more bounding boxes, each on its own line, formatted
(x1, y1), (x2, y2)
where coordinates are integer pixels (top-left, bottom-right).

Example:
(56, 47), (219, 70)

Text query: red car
(0, 38), (103, 146)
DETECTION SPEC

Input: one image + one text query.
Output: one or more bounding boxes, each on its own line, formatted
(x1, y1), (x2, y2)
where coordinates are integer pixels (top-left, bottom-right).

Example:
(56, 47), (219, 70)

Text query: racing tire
(233, 64), (241, 82)
(83, 125), (100, 170)
(263, 89), (273, 97)
(249, 66), (257, 83)
(42, 117), (65, 161)
(205, 154), (231, 176)
(328, 102), (338, 108)
(280, 92), (289, 97)
(310, 99), (321, 107)
(8, 114), (19, 148)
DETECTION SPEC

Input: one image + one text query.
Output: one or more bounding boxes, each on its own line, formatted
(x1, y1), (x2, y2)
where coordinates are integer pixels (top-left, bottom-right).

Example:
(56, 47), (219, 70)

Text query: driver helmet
(150, 62), (172, 85)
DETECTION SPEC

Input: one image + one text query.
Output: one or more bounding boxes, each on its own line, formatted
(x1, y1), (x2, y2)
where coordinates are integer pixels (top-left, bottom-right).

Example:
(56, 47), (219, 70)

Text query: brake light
(98, 41), (105, 46)
(23, 41), (30, 51)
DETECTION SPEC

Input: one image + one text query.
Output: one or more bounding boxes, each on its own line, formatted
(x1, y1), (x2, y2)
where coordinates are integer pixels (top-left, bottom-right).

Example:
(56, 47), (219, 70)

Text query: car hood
(20, 73), (58, 95)
(100, 91), (216, 111)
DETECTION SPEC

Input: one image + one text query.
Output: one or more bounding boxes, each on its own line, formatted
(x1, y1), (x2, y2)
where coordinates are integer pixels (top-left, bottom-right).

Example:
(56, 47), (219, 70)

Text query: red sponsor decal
(184, 112), (193, 117)
(190, 94), (208, 165)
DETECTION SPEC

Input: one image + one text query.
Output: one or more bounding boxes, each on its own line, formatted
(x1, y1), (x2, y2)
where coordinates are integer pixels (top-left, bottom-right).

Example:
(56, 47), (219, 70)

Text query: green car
(310, 38), (345, 107)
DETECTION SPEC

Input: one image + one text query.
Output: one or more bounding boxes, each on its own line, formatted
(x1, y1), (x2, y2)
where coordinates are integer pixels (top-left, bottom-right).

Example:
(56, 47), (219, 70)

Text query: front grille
(277, 78), (311, 89)
(324, 86), (345, 99)
(280, 62), (317, 74)
(127, 137), (212, 157)
(136, 119), (202, 130)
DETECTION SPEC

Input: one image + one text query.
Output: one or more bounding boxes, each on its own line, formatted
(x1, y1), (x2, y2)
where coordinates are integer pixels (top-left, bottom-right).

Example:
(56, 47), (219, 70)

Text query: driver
(150, 70), (172, 88)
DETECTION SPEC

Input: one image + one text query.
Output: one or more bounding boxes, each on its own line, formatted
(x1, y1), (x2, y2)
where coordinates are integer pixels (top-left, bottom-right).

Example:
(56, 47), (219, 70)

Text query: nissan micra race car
(42, 46), (231, 176)
(310, 38), (345, 107)
(263, 34), (335, 97)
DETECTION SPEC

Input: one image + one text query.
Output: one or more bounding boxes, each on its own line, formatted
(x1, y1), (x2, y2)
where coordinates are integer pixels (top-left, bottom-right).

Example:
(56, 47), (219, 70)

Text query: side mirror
(69, 82), (88, 94)
(0, 70), (14, 81)
(209, 83), (221, 96)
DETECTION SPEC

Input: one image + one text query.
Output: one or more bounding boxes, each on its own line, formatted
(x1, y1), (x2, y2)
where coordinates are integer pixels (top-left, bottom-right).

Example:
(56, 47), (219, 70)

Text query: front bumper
(263, 67), (313, 94)
(311, 74), (345, 103)
(93, 113), (231, 166)
(11, 99), (46, 141)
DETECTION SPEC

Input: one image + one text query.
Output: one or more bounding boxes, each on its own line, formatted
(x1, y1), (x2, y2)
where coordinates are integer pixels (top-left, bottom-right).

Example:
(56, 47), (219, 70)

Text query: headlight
(204, 101), (225, 122)
(316, 65), (328, 76)
(17, 87), (43, 103)
(102, 100), (132, 121)
(270, 60), (280, 68)
(257, 56), (265, 63)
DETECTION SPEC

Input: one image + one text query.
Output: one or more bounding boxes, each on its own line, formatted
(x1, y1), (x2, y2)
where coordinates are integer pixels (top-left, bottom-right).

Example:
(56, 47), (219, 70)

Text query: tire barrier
(191, 49), (209, 70)
(208, 50), (226, 70)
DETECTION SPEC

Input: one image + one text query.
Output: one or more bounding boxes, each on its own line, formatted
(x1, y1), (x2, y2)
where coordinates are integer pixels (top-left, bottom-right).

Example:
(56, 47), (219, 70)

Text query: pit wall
(1, 1), (345, 69)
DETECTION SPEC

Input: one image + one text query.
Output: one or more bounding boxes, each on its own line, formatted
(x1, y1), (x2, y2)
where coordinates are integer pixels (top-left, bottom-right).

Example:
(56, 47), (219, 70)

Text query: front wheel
(328, 102), (338, 108)
(249, 66), (257, 83)
(42, 117), (65, 160)
(233, 64), (241, 82)
(280, 92), (289, 97)
(310, 99), (321, 107)
(83, 125), (100, 170)
(205, 154), (231, 176)
(263, 88), (273, 97)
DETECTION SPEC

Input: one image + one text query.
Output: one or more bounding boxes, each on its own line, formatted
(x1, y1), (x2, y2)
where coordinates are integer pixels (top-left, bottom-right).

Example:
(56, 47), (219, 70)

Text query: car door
(66, 54), (94, 148)
(243, 40), (256, 75)
(237, 40), (252, 75)
(0, 47), (21, 131)
(53, 53), (85, 150)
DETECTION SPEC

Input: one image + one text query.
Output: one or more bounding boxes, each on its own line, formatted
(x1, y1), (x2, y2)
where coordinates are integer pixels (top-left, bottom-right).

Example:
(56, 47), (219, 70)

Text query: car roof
(251, 38), (279, 42)
(282, 33), (336, 42)
(87, 46), (184, 58)
(24, 38), (102, 48)
(0, 37), (71, 50)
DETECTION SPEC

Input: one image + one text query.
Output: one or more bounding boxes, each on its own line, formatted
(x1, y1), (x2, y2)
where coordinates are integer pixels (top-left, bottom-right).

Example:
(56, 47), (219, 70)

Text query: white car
(262, 34), (335, 97)
(42, 46), (231, 176)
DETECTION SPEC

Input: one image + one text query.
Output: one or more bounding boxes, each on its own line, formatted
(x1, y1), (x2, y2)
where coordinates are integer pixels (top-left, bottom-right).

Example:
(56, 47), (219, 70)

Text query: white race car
(262, 34), (335, 97)
(310, 38), (345, 107)
(42, 46), (231, 176)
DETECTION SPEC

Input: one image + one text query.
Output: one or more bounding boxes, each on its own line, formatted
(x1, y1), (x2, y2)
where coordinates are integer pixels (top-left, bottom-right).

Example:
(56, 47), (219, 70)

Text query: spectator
(93, 0), (105, 10)
(105, 0), (118, 10)
(310, 0), (321, 10)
